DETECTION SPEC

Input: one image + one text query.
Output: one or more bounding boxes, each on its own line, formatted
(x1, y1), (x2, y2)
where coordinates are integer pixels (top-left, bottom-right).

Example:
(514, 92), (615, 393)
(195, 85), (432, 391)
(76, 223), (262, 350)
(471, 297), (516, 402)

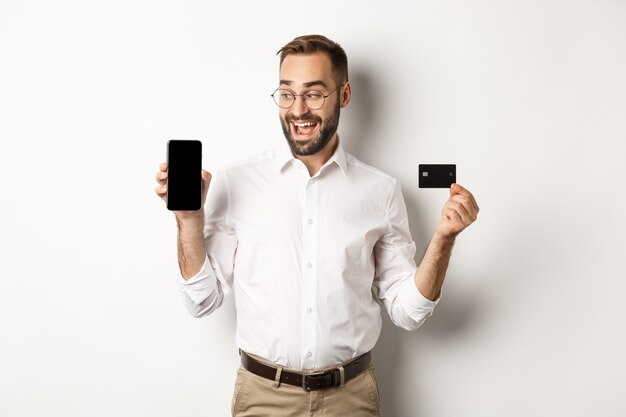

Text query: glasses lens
(303, 91), (324, 110)
(273, 89), (294, 108)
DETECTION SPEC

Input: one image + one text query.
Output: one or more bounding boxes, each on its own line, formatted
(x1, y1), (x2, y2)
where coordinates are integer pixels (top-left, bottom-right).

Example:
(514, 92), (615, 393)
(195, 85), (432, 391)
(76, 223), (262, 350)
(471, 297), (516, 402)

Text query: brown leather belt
(240, 350), (371, 391)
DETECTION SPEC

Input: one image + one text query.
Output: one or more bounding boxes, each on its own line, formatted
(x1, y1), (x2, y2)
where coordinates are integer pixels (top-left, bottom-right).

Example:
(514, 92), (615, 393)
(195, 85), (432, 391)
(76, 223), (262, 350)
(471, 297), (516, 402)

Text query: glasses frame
(271, 83), (344, 110)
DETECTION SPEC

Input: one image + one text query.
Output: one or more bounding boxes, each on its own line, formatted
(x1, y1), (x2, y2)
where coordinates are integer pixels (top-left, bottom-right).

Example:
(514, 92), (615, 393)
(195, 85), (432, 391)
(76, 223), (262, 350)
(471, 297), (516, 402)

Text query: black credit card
(166, 139), (202, 211)
(418, 164), (456, 188)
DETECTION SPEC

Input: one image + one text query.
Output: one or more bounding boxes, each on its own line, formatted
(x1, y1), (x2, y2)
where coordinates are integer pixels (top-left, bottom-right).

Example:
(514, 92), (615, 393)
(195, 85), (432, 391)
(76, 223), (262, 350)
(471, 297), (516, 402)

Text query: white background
(1, 0), (625, 416)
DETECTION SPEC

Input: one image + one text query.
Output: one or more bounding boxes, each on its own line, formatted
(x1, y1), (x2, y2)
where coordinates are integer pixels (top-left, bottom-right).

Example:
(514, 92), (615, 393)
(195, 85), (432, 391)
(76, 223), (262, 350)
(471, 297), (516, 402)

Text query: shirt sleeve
(373, 179), (440, 331)
(177, 169), (238, 318)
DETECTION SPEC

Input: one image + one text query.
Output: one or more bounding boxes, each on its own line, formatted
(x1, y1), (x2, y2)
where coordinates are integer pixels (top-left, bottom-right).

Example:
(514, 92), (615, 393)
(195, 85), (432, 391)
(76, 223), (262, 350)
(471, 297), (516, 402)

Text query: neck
(296, 134), (339, 177)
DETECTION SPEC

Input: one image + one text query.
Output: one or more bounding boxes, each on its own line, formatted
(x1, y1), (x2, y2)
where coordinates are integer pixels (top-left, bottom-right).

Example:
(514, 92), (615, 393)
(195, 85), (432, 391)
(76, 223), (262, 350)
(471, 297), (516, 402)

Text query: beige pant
(231, 362), (381, 416)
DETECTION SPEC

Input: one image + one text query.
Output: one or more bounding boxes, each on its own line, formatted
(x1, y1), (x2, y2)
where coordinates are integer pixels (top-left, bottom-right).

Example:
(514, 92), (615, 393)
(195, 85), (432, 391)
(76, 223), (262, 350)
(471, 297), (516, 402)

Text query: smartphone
(166, 139), (202, 211)
(418, 164), (456, 188)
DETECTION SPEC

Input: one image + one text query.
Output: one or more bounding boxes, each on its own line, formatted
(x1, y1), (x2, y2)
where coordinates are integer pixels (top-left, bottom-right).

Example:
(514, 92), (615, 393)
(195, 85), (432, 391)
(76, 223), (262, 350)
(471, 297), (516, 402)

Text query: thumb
(200, 170), (212, 208)
(201, 170), (212, 190)
(450, 183), (457, 197)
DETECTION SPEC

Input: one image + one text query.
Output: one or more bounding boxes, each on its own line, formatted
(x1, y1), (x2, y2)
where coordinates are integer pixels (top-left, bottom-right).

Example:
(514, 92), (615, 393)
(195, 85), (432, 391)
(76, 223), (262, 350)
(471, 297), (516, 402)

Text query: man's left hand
(435, 183), (480, 239)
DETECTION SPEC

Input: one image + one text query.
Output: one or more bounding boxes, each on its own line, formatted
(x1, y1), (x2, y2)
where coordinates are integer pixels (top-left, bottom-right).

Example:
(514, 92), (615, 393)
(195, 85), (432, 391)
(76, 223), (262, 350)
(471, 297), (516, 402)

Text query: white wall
(1, 1), (625, 416)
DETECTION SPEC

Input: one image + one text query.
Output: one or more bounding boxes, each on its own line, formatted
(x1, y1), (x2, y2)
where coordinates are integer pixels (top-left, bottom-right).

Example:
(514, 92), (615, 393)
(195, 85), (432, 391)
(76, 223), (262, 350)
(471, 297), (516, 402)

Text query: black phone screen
(166, 140), (202, 211)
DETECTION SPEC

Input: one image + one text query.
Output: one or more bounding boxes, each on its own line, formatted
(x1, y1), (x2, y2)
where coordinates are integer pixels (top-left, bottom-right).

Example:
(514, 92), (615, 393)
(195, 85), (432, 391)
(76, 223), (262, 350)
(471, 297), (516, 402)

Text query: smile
(291, 121), (319, 137)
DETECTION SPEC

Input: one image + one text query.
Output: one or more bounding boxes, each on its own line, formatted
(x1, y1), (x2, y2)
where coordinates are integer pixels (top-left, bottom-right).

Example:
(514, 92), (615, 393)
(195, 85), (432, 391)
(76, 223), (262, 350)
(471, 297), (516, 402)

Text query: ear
(340, 81), (352, 108)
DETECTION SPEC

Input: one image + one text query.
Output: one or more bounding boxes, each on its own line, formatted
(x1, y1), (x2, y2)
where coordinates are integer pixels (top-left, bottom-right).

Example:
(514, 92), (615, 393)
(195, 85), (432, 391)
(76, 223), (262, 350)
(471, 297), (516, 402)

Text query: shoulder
(220, 147), (277, 172)
(210, 146), (283, 197)
(212, 146), (280, 183)
(345, 151), (399, 190)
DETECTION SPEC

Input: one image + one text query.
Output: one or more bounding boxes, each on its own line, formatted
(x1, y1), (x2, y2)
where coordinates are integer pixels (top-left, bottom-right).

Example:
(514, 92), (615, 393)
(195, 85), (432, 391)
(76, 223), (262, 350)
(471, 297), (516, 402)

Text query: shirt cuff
(397, 277), (441, 318)
(178, 254), (218, 305)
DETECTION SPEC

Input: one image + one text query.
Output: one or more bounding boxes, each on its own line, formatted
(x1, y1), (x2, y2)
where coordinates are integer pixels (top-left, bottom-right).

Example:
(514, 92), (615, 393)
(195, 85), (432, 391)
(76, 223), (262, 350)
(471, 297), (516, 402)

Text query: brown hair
(277, 34), (349, 83)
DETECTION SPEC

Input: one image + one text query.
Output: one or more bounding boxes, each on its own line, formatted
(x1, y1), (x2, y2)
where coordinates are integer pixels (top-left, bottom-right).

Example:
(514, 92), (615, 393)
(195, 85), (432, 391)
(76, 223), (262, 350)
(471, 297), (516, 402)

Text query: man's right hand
(155, 162), (212, 221)
(156, 162), (212, 280)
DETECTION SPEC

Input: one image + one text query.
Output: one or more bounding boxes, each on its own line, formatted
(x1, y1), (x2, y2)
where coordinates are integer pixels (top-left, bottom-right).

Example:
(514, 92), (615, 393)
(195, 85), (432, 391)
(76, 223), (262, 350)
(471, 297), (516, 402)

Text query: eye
(305, 92), (323, 100)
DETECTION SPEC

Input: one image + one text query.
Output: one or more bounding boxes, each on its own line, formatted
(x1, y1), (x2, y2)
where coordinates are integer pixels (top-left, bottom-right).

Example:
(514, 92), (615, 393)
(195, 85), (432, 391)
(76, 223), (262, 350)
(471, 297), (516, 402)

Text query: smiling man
(276, 52), (345, 161)
(155, 35), (479, 416)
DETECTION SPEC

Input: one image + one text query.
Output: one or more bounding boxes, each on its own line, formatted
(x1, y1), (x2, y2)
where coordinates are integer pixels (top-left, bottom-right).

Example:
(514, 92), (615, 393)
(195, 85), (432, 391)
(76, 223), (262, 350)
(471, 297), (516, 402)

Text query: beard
(280, 100), (341, 157)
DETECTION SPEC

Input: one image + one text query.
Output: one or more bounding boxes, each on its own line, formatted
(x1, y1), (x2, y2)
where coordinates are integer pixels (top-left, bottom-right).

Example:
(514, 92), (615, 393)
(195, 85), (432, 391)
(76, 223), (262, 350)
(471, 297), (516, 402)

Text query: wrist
(432, 230), (457, 246)
(175, 210), (204, 229)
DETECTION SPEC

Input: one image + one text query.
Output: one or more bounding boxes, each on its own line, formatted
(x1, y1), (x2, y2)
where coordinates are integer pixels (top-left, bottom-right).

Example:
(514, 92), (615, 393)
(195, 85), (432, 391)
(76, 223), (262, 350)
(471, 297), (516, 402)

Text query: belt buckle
(302, 371), (334, 391)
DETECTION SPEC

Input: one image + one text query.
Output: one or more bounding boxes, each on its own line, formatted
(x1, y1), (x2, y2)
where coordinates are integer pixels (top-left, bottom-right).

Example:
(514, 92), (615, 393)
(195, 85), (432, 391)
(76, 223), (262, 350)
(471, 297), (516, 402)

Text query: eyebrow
(279, 80), (329, 89)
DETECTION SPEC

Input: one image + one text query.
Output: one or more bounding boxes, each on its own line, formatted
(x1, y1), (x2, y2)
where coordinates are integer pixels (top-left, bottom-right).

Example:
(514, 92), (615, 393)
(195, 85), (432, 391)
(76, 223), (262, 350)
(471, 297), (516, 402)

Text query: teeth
(294, 122), (316, 127)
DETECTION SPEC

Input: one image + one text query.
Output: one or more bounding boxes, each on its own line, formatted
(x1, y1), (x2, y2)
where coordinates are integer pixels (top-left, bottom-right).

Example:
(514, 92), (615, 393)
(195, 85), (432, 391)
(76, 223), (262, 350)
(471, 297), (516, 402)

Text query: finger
(451, 195), (478, 221)
(448, 209), (463, 223)
(155, 185), (167, 197)
(445, 209), (465, 231)
(160, 162), (168, 171)
(447, 200), (472, 225)
(452, 184), (479, 213)
(201, 170), (212, 193)
(155, 170), (168, 184)
(451, 183), (471, 197)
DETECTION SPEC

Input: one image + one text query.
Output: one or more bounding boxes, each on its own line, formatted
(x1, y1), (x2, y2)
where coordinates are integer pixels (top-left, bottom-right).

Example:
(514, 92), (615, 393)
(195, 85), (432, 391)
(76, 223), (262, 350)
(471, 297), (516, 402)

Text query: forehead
(279, 52), (334, 86)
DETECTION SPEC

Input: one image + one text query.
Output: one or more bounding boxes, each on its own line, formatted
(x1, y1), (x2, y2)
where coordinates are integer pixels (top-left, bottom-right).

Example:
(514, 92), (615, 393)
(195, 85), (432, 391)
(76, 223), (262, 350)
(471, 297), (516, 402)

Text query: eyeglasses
(271, 84), (343, 110)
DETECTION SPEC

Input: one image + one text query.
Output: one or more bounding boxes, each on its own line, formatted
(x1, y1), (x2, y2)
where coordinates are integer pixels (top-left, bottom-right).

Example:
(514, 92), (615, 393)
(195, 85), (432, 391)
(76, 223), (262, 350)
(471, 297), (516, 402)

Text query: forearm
(176, 213), (206, 280)
(414, 233), (456, 301)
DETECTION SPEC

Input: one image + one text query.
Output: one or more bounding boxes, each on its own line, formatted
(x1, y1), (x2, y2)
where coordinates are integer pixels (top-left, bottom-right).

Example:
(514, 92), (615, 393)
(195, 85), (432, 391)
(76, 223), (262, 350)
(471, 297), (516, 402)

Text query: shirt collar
(331, 139), (349, 176)
(274, 137), (349, 177)
(275, 139), (295, 171)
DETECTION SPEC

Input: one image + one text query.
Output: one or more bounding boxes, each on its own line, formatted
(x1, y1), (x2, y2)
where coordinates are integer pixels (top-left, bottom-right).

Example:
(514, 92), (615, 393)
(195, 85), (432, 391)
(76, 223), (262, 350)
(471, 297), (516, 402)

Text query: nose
(290, 95), (310, 117)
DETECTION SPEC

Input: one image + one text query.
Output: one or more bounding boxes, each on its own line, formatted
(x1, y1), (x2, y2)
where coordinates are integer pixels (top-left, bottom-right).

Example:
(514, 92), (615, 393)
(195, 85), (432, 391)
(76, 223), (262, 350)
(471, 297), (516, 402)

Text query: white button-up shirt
(178, 140), (439, 370)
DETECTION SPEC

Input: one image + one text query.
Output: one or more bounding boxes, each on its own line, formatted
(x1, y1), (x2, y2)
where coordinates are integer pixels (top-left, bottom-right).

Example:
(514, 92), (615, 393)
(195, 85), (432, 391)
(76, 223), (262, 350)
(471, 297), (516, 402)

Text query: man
(155, 35), (479, 416)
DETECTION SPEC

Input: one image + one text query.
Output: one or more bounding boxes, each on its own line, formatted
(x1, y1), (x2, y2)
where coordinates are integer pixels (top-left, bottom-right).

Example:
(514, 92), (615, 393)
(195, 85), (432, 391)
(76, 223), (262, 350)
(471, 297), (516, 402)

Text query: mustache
(285, 115), (321, 124)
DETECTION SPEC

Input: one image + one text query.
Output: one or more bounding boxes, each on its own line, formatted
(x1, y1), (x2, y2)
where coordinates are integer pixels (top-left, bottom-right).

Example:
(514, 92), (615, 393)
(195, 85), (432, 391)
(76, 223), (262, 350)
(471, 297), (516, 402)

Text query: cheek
(279, 112), (290, 127)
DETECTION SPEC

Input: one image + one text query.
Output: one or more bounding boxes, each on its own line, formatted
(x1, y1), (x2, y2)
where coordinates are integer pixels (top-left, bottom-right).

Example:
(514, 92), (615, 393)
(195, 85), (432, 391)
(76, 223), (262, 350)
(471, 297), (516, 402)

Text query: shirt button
(306, 307), (312, 314)
(307, 262), (313, 269)
(307, 352), (312, 358)
(307, 218), (313, 225)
